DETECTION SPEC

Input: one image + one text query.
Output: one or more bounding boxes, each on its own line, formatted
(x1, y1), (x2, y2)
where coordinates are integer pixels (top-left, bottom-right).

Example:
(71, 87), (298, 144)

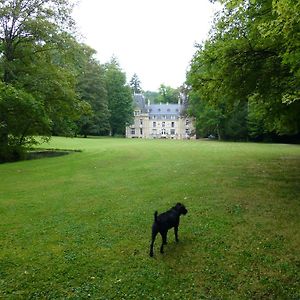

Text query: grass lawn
(0, 137), (299, 299)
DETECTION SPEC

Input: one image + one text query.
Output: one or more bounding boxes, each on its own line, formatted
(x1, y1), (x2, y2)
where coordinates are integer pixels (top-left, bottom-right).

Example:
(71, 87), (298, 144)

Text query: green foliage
(224, 102), (248, 140)
(0, 0), (85, 160)
(104, 59), (133, 136)
(129, 73), (142, 94)
(144, 90), (159, 103)
(0, 137), (299, 298)
(0, 0), (125, 160)
(157, 84), (179, 104)
(76, 45), (110, 137)
(188, 91), (224, 138)
(0, 0), (74, 83)
(187, 0), (300, 140)
(0, 82), (50, 161)
(143, 85), (180, 105)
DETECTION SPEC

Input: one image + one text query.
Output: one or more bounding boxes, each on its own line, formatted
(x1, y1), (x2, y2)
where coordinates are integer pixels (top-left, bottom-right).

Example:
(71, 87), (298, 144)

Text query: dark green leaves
(187, 0), (300, 140)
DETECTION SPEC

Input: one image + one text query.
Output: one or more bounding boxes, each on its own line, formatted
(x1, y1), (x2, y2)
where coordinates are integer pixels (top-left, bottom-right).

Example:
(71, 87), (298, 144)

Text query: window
(140, 119), (143, 125)
(161, 128), (166, 135)
(171, 122), (175, 128)
(170, 129), (175, 135)
(140, 128), (143, 135)
(162, 122), (165, 127)
(153, 121), (156, 127)
(131, 129), (135, 135)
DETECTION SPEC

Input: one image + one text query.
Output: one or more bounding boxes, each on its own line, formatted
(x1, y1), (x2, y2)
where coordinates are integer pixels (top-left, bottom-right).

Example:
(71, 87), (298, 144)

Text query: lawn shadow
(27, 149), (81, 160)
(149, 234), (196, 261)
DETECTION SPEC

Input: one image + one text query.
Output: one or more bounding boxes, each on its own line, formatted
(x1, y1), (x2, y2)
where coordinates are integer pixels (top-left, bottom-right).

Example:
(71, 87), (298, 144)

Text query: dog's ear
(174, 203), (182, 211)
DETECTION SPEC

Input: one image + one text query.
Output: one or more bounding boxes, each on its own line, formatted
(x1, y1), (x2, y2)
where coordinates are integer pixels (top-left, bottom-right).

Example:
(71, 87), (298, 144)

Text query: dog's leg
(174, 226), (179, 242)
(150, 226), (158, 257)
(160, 231), (167, 254)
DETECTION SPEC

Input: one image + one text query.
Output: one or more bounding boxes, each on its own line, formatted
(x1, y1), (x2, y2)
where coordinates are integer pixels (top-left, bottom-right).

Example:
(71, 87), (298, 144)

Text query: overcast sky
(72, 0), (220, 91)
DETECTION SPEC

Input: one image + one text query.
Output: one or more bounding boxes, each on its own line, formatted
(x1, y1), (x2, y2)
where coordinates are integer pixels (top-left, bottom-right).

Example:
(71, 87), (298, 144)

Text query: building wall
(126, 112), (195, 139)
(126, 95), (195, 139)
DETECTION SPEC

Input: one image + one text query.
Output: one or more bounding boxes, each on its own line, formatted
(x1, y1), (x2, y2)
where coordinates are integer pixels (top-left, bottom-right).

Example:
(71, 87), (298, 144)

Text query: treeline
(0, 0), (133, 162)
(144, 85), (181, 104)
(187, 0), (300, 142)
(130, 73), (182, 105)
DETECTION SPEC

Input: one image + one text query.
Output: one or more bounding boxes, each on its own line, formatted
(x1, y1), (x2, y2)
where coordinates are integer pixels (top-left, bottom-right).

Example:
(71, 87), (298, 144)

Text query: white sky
(72, 0), (220, 91)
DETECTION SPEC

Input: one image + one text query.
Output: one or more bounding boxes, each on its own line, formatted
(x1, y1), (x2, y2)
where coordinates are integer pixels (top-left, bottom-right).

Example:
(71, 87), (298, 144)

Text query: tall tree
(76, 45), (110, 137)
(129, 73), (142, 94)
(157, 84), (179, 104)
(0, 0), (74, 84)
(0, 0), (85, 160)
(104, 58), (133, 136)
(187, 0), (300, 140)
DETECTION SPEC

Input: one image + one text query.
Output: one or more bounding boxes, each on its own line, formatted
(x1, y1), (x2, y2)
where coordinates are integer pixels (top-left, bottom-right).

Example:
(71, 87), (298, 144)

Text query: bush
(0, 145), (26, 163)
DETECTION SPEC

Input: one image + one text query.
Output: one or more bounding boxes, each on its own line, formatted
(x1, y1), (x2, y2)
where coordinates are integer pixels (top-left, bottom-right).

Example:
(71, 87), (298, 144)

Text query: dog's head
(174, 202), (188, 215)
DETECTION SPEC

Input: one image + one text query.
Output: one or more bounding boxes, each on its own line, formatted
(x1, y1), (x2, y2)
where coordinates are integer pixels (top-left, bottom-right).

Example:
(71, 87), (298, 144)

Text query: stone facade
(126, 94), (195, 139)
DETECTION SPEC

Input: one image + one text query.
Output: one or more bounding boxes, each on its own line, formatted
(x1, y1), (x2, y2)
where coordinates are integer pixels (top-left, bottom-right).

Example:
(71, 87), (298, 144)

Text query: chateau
(126, 94), (195, 139)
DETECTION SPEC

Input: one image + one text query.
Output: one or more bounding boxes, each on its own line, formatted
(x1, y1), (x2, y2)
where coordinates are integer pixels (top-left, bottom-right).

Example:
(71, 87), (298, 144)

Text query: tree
(188, 90), (225, 139)
(76, 45), (110, 137)
(0, 0), (86, 160)
(144, 90), (159, 103)
(0, 0), (74, 84)
(187, 0), (300, 141)
(157, 84), (179, 104)
(104, 58), (133, 136)
(129, 73), (142, 94)
(0, 82), (50, 161)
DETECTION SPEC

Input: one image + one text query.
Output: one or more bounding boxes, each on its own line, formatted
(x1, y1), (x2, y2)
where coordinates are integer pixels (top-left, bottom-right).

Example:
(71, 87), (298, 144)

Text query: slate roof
(133, 94), (147, 113)
(133, 94), (184, 118)
(148, 104), (183, 117)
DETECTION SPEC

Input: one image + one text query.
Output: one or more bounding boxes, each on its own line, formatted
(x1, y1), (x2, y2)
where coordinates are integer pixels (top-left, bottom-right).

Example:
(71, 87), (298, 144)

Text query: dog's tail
(154, 211), (158, 223)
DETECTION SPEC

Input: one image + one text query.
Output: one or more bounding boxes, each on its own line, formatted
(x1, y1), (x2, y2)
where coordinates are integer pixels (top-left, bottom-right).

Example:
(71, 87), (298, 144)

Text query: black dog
(149, 203), (188, 257)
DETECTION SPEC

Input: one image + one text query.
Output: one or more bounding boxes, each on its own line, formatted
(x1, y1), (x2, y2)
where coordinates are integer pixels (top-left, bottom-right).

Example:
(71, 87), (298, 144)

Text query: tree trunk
(217, 124), (222, 140)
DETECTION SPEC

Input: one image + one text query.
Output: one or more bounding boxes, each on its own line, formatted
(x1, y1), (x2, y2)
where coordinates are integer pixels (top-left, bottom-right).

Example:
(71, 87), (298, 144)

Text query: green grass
(0, 137), (300, 299)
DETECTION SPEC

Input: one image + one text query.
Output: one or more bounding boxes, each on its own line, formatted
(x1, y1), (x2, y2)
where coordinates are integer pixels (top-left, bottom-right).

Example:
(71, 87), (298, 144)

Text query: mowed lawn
(0, 137), (299, 299)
